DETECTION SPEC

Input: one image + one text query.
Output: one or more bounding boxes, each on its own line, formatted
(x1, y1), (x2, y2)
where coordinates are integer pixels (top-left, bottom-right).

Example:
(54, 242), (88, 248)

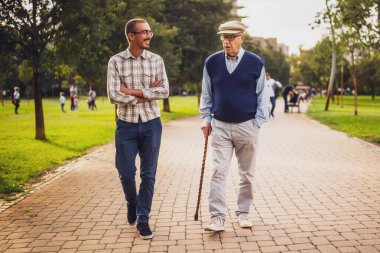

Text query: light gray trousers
(209, 118), (260, 220)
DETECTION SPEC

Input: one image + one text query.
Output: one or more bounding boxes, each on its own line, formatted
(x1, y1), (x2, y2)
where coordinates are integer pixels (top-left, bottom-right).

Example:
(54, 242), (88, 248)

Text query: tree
(292, 38), (333, 90)
(52, 64), (73, 89)
(340, 29), (362, 115)
(336, 0), (380, 102)
(57, 0), (179, 112)
(18, 60), (33, 104)
(0, 28), (18, 106)
(356, 53), (380, 99)
(55, 1), (127, 93)
(245, 40), (290, 85)
(162, 0), (233, 103)
(145, 18), (179, 112)
(317, 0), (380, 116)
(334, 0), (374, 115)
(0, 0), (65, 140)
(316, 0), (339, 111)
(124, 0), (180, 112)
(337, 0), (380, 51)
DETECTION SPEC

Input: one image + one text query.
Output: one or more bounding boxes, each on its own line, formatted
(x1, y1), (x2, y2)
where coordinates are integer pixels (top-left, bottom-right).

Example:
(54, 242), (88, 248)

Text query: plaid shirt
(107, 49), (169, 123)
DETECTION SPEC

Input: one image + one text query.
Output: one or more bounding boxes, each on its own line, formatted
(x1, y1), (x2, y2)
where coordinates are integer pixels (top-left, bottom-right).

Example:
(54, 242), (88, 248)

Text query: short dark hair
(125, 19), (147, 37)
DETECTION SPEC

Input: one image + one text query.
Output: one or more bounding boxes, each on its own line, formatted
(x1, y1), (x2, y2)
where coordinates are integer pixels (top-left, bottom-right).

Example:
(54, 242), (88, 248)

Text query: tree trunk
(33, 69), (46, 140)
(371, 82), (375, 100)
(0, 83), (3, 106)
(351, 51), (358, 116)
(163, 98), (170, 112)
(324, 0), (337, 111)
(334, 75), (340, 105)
(324, 51), (336, 111)
(340, 62), (344, 108)
(27, 86), (30, 105)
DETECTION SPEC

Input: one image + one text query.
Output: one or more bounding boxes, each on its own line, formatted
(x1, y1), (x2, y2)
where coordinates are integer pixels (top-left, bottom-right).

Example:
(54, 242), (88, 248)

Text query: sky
(237, 0), (329, 55)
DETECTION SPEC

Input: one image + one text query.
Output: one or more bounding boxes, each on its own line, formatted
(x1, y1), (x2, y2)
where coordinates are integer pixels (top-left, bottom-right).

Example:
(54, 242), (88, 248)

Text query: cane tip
(194, 214), (198, 221)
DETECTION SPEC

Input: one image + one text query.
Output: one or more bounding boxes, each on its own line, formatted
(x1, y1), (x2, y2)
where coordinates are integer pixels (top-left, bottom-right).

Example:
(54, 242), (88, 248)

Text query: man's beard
(141, 39), (150, 49)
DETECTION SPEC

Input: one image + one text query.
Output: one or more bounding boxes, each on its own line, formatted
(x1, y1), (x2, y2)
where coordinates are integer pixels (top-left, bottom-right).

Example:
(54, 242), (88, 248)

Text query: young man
(200, 20), (269, 231)
(266, 72), (282, 118)
(107, 19), (169, 239)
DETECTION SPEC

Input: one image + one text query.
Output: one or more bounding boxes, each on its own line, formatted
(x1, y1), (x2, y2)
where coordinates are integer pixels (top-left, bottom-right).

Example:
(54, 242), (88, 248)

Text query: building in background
(247, 37), (289, 55)
(231, 0), (289, 55)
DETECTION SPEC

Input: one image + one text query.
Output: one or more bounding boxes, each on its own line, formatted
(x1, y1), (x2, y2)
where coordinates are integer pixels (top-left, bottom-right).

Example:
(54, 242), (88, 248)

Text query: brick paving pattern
(1, 103), (380, 252)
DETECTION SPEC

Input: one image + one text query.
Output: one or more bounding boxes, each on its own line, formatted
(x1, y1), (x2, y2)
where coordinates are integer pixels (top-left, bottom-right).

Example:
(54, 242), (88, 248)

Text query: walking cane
(194, 130), (209, 221)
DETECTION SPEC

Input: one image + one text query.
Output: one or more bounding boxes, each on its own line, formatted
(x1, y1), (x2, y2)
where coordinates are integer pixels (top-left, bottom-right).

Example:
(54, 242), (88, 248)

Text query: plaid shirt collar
(124, 48), (152, 60)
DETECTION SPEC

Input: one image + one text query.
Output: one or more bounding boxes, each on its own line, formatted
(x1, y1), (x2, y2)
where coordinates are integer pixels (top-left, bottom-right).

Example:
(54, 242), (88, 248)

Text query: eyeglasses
(220, 34), (242, 41)
(131, 30), (154, 36)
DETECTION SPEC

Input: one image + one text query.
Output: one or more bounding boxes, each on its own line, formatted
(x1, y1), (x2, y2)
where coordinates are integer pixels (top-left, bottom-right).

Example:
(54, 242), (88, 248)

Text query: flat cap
(217, 21), (247, 34)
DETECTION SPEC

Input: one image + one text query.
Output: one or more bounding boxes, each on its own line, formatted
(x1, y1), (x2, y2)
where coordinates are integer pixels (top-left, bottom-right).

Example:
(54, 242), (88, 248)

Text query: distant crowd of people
(265, 73), (313, 115)
(8, 79), (311, 117)
(8, 84), (97, 114)
(61, 84), (97, 112)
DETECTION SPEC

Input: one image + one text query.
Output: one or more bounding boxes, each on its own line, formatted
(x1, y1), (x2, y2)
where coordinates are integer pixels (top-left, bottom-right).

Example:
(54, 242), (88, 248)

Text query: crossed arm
(199, 66), (269, 138)
(120, 80), (163, 104)
(107, 58), (169, 105)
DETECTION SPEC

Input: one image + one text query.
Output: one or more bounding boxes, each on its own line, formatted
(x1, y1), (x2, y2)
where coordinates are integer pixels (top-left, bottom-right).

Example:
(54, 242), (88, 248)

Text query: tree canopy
(292, 0), (380, 102)
(0, 0), (242, 138)
(0, 0), (65, 139)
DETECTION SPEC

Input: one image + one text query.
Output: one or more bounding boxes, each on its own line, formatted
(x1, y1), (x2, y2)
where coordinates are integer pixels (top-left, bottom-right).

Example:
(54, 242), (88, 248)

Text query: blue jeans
(270, 96), (276, 115)
(115, 117), (162, 223)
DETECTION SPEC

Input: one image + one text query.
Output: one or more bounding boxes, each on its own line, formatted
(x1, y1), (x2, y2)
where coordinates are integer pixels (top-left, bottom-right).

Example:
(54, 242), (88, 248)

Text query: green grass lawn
(307, 95), (380, 144)
(0, 96), (199, 198)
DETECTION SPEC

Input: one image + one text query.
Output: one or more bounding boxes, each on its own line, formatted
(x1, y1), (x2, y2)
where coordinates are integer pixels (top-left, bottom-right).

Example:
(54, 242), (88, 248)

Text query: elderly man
(107, 19), (169, 239)
(200, 21), (269, 231)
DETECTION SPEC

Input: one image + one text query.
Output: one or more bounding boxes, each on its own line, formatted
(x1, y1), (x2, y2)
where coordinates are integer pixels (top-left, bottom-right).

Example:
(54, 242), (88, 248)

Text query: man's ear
(127, 33), (134, 42)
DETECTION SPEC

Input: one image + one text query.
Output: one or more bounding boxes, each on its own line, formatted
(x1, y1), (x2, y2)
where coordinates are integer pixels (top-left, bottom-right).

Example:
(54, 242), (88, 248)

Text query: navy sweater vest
(205, 50), (264, 123)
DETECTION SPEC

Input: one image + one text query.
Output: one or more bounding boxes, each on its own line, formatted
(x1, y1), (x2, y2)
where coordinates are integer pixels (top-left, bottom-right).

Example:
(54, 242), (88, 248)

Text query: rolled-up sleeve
(107, 59), (137, 105)
(142, 58), (169, 100)
(254, 67), (269, 127)
(200, 66), (212, 125)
